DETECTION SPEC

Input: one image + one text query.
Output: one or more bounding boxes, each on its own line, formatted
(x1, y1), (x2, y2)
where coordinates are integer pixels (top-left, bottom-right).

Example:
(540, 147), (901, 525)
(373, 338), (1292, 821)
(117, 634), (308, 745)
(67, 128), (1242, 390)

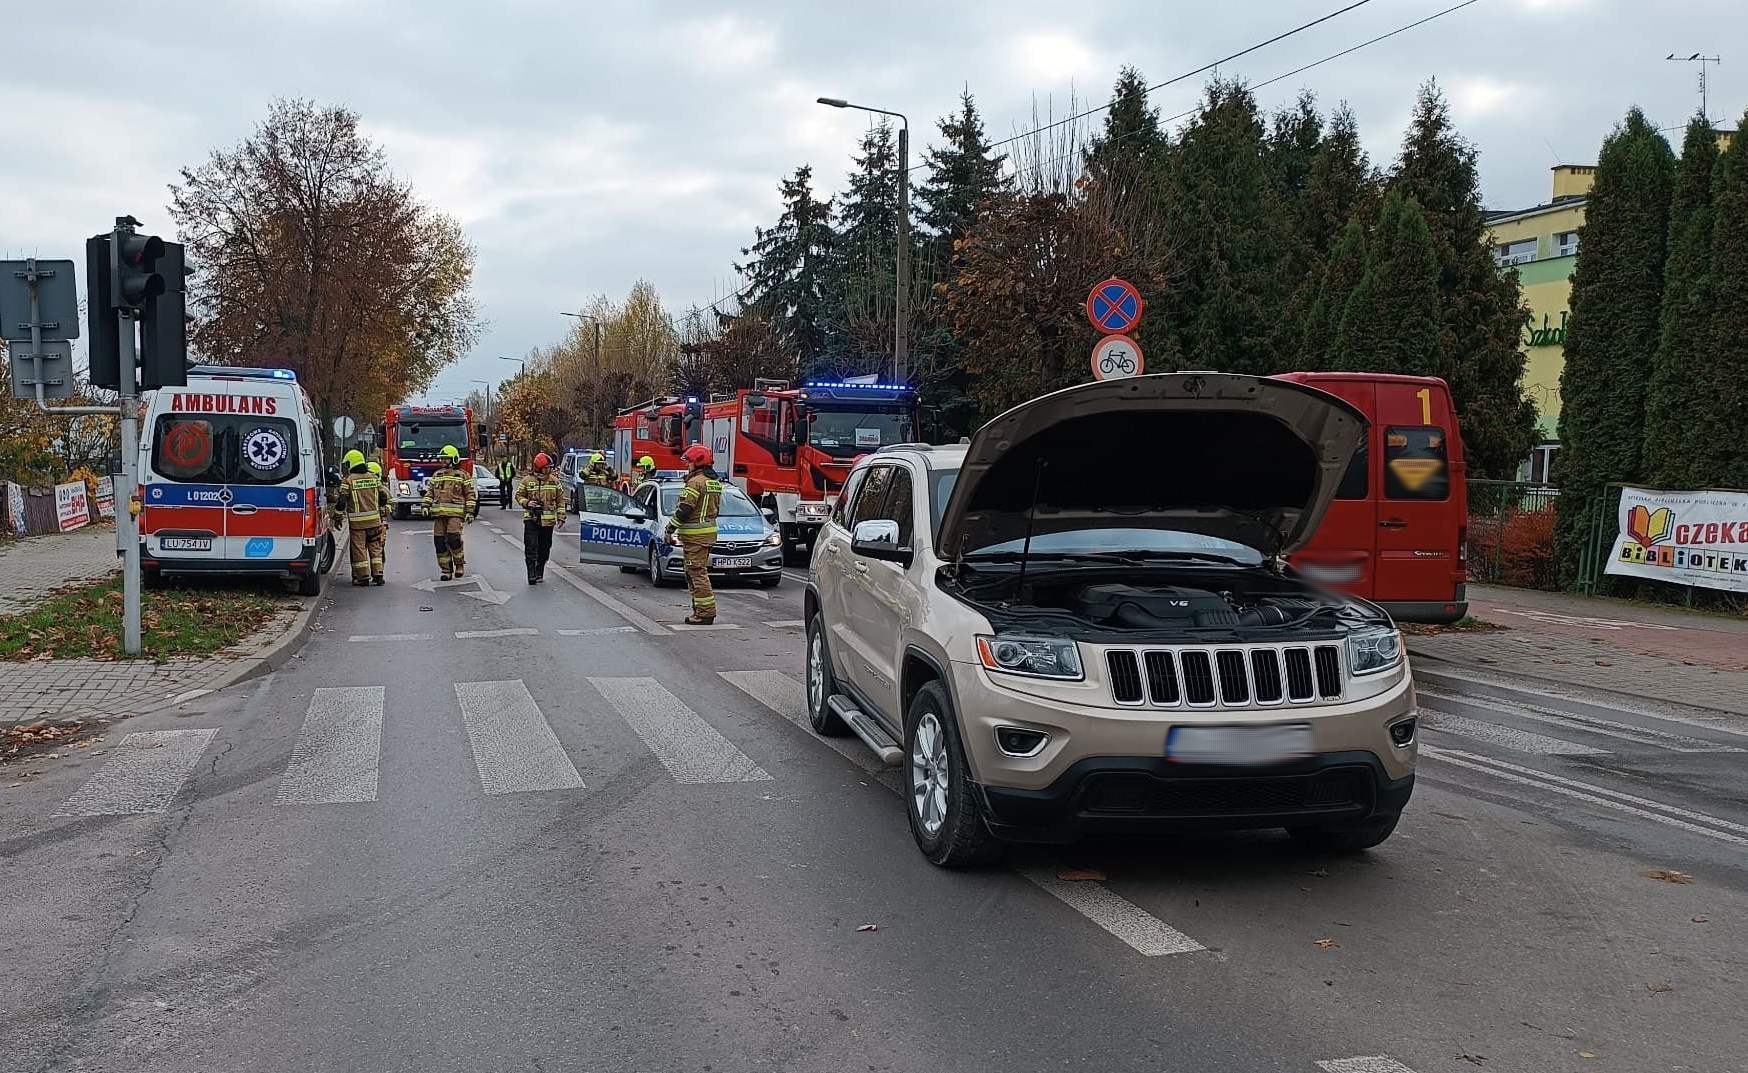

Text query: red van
(1274, 372), (1468, 624)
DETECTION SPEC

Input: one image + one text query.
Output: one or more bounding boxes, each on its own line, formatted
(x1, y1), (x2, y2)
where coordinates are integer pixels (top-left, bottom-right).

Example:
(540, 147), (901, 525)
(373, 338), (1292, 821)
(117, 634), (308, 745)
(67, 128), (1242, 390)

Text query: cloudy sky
(3, 0), (1740, 404)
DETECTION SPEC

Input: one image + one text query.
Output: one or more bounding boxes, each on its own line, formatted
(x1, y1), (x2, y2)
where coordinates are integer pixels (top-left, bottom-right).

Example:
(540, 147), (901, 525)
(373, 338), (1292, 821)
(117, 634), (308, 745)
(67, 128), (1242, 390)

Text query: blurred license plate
(1296, 561), (1362, 583)
(160, 537), (212, 551)
(1167, 724), (1312, 764)
(711, 555), (753, 569)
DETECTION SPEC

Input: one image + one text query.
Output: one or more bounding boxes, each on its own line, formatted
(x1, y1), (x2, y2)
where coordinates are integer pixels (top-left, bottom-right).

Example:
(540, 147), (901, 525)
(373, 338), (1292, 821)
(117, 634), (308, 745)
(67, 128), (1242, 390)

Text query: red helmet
(681, 443), (714, 466)
(533, 452), (551, 469)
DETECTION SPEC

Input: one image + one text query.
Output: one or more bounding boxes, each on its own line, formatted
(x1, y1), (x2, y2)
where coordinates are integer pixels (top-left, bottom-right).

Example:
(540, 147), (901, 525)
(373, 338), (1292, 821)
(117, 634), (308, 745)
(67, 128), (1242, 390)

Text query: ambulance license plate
(161, 537), (212, 551)
(1167, 724), (1312, 765)
(711, 555), (753, 570)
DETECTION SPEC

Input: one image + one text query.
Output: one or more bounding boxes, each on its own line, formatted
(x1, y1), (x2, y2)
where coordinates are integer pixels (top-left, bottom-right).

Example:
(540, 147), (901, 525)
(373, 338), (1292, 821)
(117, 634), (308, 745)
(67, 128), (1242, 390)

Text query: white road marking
(1020, 867), (1206, 956)
(557, 626), (639, 637)
(494, 528), (669, 636)
(346, 633), (434, 643)
(1318, 1058), (1420, 1073)
(1417, 688), (1742, 753)
(1487, 606), (1680, 630)
(720, 670), (896, 784)
(1420, 711), (1608, 756)
(668, 622), (743, 631)
(588, 676), (771, 784)
(717, 587), (771, 601)
(1414, 666), (1748, 739)
(1423, 745), (1748, 846)
(762, 619), (804, 629)
(782, 570), (811, 584)
(57, 729), (218, 817)
(277, 686), (384, 805)
(454, 627), (541, 639)
(455, 680), (585, 795)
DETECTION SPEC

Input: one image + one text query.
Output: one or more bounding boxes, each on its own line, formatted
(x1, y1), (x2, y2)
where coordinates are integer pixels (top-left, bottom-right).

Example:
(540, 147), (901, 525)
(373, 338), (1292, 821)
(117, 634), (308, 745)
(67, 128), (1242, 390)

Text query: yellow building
(1483, 164), (1594, 481)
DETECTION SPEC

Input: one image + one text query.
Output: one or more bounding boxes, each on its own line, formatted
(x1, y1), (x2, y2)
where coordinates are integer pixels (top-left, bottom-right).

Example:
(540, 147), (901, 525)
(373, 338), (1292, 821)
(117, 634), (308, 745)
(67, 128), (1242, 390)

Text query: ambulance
(137, 366), (338, 595)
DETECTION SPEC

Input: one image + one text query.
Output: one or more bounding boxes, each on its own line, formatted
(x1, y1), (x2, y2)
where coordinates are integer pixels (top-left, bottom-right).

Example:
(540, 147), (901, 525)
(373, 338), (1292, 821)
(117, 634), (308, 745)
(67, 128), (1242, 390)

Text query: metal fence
(1466, 479), (1560, 587)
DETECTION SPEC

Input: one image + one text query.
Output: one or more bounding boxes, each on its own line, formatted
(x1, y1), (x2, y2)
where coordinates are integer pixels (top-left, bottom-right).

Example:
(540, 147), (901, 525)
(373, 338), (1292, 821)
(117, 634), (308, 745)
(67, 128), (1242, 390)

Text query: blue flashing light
(187, 365), (298, 382)
(801, 380), (912, 391)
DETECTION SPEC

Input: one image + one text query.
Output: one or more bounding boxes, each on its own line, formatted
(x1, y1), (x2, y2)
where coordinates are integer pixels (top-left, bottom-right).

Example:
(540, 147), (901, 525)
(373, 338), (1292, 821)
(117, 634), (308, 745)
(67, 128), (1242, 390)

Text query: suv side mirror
(851, 519), (910, 565)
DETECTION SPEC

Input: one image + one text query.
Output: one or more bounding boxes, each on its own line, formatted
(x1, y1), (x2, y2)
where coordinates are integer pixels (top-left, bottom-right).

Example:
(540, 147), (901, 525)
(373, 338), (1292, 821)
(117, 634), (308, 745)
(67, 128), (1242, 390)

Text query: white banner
(1605, 485), (1748, 593)
(5, 482), (24, 535)
(95, 476), (116, 519)
(55, 480), (90, 533)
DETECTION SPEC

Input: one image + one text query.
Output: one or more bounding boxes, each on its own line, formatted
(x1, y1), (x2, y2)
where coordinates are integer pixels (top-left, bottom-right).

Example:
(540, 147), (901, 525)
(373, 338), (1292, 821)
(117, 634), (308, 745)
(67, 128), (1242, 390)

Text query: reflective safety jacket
(583, 461), (615, 486)
(422, 465), (477, 519)
(669, 468), (722, 544)
(331, 468), (384, 528)
(517, 473), (566, 527)
(496, 459), (516, 482)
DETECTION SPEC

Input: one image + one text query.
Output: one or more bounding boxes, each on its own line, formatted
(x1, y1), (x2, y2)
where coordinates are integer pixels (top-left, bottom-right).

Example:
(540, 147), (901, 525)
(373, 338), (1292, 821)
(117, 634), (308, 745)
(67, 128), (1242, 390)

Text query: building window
(1555, 231), (1579, 257)
(1494, 238), (1538, 267)
(1516, 443), (1560, 485)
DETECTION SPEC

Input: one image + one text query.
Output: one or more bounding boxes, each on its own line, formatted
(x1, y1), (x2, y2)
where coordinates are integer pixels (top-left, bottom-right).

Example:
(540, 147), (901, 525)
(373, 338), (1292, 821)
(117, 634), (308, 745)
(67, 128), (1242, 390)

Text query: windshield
(392, 420), (468, 459)
(151, 414), (299, 485)
(658, 484), (761, 517)
(806, 407), (914, 457)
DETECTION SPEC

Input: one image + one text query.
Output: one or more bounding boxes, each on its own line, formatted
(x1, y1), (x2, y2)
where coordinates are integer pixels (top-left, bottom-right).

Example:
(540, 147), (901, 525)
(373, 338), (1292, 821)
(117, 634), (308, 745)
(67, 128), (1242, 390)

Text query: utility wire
(986, 0), (1375, 151)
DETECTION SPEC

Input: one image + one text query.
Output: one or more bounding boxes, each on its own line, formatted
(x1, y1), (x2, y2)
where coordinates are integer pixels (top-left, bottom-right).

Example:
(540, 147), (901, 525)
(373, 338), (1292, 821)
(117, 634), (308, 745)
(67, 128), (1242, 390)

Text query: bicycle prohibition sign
(1090, 334), (1144, 380)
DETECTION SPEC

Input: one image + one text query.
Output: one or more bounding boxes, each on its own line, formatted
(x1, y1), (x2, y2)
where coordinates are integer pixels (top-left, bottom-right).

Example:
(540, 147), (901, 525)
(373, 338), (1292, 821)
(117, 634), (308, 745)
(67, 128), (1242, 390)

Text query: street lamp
(818, 95), (909, 383)
(559, 310), (604, 369)
(499, 355), (525, 374)
(470, 378), (492, 426)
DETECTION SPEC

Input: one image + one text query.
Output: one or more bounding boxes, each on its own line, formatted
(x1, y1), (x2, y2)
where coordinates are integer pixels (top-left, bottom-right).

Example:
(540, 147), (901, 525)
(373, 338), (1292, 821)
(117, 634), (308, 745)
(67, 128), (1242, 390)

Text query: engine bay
(943, 565), (1386, 642)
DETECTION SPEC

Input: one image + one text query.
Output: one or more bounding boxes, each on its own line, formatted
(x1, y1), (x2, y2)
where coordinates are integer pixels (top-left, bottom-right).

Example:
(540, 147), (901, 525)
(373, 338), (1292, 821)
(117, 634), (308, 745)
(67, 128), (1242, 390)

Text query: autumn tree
(1553, 108), (1675, 585)
(169, 98), (478, 452)
(670, 308), (793, 397)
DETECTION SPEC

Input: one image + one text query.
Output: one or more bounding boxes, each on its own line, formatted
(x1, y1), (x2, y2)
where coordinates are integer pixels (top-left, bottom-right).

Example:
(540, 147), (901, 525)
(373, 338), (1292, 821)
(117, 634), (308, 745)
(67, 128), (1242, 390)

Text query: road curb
(187, 593), (326, 700)
(1408, 645), (1748, 720)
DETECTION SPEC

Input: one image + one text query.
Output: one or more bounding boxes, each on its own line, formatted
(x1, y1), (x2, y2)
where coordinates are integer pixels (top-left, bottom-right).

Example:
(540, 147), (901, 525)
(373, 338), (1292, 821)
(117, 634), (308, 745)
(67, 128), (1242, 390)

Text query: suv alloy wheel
(903, 682), (1000, 868)
(804, 617), (847, 736)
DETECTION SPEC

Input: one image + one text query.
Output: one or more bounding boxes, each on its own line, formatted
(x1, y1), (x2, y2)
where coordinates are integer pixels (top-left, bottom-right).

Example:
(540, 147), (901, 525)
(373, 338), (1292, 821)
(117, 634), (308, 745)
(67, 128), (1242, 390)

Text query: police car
(137, 366), (338, 595)
(574, 474), (784, 587)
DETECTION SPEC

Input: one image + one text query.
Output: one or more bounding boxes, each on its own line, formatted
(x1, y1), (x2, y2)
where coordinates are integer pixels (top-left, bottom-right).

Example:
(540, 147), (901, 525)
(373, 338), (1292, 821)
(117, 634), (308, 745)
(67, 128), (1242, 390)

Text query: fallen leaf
(1578, 1051), (1596, 1059)
(1057, 868), (1105, 882)
(1646, 982), (1673, 994)
(1314, 937), (1339, 949)
(855, 924), (878, 933)
(1692, 916), (1708, 923)
(1641, 868), (1694, 884)
(1595, 660), (1613, 667)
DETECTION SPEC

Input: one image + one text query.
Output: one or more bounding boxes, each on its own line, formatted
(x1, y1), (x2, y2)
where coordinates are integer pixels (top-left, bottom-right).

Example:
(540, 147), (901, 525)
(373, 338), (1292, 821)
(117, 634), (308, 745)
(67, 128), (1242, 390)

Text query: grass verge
(0, 575), (293, 661)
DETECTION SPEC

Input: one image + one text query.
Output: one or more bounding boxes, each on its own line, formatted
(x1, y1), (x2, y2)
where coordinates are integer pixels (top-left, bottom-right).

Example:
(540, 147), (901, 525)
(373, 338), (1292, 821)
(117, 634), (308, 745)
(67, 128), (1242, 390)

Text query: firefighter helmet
(440, 444), (460, 461)
(366, 461), (382, 477)
(681, 443), (713, 467)
(590, 451), (605, 464)
(343, 449), (366, 469)
(533, 452), (552, 469)
(637, 455), (655, 471)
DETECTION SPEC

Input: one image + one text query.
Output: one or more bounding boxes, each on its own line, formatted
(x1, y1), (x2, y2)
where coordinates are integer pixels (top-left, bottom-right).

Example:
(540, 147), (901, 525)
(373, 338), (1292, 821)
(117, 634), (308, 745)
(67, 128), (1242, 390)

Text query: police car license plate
(711, 555), (754, 570)
(160, 537), (212, 551)
(1167, 724), (1312, 765)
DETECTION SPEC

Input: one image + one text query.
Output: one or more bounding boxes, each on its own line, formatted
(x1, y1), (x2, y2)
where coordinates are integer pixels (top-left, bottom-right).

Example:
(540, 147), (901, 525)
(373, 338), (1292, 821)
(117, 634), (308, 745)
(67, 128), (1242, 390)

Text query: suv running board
(827, 695), (903, 767)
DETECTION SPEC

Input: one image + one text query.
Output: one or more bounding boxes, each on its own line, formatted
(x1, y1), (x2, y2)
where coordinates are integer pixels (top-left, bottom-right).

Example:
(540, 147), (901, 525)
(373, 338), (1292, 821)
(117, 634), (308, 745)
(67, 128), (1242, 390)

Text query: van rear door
(143, 411), (228, 563)
(1288, 378), (1377, 599)
(1373, 379), (1461, 608)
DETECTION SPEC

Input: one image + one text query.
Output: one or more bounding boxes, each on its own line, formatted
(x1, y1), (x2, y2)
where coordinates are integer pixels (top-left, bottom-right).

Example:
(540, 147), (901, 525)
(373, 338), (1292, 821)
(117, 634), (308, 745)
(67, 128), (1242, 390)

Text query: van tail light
(304, 487), (320, 537)
(1456, 523), (1468, 577)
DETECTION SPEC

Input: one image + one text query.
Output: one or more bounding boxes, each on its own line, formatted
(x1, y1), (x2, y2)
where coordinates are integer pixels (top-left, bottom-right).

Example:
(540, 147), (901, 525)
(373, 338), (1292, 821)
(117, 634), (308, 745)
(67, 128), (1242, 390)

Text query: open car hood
(935, 372), (1367, 560)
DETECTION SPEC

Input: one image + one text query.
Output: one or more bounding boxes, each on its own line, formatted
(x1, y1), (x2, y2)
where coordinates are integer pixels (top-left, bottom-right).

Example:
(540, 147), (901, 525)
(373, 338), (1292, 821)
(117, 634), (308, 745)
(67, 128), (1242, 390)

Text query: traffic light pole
(117, 308), (142, 656)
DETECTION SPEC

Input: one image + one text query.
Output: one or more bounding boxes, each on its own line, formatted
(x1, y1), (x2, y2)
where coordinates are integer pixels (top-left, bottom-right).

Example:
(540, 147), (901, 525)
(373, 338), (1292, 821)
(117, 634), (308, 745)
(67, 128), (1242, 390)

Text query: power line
(987, 0), (1375, 152)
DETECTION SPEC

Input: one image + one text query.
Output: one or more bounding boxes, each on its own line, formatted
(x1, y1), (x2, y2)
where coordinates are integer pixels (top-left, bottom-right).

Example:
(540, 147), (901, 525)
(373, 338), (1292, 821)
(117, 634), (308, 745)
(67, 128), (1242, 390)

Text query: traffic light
(85, 234), (120, 390)
(140, 241), (188, 389)
(110, 226), (165, 311)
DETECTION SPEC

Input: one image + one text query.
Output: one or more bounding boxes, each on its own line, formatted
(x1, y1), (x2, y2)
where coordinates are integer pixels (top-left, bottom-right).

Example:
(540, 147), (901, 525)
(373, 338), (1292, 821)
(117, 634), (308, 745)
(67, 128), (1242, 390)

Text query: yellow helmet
(637, 455), (655, 469)
(366, 461), (382, 477)
(590, 451), (605, 464)
(441, 444), (460, 461)
(343, 449), (365, 468)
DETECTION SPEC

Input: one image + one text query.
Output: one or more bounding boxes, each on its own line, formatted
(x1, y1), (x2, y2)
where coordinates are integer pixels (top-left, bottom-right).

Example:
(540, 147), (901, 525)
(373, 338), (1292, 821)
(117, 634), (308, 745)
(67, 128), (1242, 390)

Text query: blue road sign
(1086, 277), (1145, 335)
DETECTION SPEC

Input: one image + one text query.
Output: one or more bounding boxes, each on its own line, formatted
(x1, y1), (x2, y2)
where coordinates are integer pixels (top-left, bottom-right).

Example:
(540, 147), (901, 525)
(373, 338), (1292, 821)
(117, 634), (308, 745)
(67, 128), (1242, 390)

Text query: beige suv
(802, 372), (1417, 867)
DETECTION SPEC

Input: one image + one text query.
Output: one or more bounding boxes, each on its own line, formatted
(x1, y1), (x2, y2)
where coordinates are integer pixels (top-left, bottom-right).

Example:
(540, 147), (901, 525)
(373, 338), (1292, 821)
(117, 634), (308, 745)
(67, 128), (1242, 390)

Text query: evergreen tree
(1268, 90), (1324, 197)
(1153, 79), (1289, 375)
(1643, 114), (1721, 488)
(826, 122), (901, 372)
(1389, 81), (1537, 478)
(1704, 108), (1748, 490)
(915, 88), (1009, 253)
(736, 165), (835, 372)
(1084, 66), (1168, 214)
(1302, 214), (1369, 369)
(1552, 108), (1675, 586)
(1298, 105), (1377, 266)
(1331, 192), (1445, 376)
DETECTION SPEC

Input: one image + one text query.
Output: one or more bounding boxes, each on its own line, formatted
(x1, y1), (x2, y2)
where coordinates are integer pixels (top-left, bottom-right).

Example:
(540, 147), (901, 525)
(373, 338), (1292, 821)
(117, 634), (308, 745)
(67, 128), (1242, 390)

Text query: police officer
(330, 450), (386, 587)
(516, 452), (566, 584)
(495, 455), (516, 510)
(584, 451), (615, 487)
(665, 443), (722, 624)
(421, 444), (477, 580)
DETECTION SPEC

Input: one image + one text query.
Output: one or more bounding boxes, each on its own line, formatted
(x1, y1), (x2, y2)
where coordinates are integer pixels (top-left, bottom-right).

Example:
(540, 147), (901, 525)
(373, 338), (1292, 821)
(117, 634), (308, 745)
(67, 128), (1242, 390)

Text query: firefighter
(365, 461), (388, 577)
(421, 444), (477, 580)
(665, 443), (722, 624)
(584, 451), (615, 487)
(516, 452), (566, 584)
(495, 455), (516, 510)
(635, 455), (658, 485)
(330, 450), (386, 587)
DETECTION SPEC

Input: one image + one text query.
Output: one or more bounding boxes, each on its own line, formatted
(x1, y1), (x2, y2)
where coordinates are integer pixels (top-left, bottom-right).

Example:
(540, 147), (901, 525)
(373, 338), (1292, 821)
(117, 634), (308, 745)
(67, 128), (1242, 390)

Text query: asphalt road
(3, 511), (1745, 1073)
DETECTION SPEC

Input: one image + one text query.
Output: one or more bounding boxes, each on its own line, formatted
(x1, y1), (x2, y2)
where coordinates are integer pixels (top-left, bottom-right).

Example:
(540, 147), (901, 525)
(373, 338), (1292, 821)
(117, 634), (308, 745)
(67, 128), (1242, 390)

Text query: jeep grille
(1105, 643), (1345, 708)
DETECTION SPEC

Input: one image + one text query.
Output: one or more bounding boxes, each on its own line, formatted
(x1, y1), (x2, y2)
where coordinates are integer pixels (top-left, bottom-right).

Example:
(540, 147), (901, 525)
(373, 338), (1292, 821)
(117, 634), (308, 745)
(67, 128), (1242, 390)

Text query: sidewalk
(0, 525), (121, 615)
(1407, 583), (1748, 717)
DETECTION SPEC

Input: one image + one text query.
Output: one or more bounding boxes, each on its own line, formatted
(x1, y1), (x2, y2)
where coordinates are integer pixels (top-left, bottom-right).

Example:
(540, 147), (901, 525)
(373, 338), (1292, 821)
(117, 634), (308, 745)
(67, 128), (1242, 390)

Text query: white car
(473, 464), (501, 500)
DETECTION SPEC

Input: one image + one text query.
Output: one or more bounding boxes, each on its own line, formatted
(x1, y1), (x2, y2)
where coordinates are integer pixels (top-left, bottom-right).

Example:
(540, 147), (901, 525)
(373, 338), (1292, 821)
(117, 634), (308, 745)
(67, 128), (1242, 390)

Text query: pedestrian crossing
(55, 672), (798, 817)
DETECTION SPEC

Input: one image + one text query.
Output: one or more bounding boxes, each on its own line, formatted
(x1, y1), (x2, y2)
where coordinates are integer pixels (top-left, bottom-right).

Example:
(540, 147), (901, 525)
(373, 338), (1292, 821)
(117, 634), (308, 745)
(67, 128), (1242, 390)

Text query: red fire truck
(381, 403), (479, 519)
(612, 378), (920, 559)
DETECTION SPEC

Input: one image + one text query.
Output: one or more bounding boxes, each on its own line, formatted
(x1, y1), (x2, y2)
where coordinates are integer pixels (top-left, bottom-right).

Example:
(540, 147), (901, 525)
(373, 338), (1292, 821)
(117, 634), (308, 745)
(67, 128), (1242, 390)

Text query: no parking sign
(1086, 278), (1145, 335)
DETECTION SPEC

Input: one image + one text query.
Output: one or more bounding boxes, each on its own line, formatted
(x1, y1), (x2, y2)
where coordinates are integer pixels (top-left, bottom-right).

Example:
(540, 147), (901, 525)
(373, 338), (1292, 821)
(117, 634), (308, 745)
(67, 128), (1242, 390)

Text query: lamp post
(818, 96), (909, 383)
(499, 355), (525, 374)
(470, 378), (492, 450)
(560, 310), (604, 369)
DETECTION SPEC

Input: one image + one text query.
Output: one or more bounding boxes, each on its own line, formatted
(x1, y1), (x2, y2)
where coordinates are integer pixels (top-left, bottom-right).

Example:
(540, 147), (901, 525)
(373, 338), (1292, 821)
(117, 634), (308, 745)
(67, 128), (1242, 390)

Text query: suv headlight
(1348, 628), (1403, 676)
(763, 530), (783, 546)
(976, 635), (1083, 680)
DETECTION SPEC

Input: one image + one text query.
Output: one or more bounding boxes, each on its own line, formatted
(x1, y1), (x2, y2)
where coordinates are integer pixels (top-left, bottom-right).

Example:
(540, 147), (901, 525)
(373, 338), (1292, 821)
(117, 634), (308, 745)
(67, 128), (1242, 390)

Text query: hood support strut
(1015, 457), (1047, 594)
